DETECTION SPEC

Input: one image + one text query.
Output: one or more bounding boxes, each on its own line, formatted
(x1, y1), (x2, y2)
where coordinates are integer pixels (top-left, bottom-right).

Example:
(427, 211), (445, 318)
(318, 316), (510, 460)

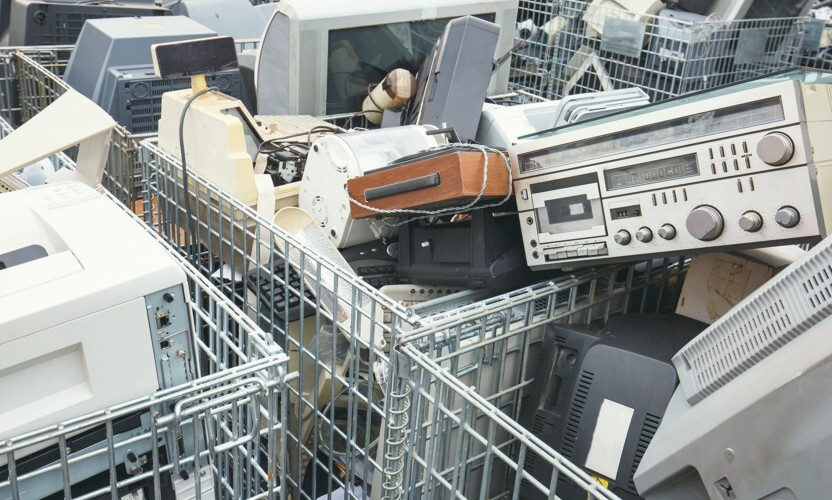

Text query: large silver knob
(739, 211), (763, 232)
(614, 230), (631, 245)
(658, 224), (676, 240)
(757, 132), (794, 166)
(775, 206), (800, 228)
(635, 227), (653, 243)
(686, 206), (724, 241)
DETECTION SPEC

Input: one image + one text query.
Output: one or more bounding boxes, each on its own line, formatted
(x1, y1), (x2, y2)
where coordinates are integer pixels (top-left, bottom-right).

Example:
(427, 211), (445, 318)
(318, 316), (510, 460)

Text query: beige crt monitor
(256, 0), (517, 116)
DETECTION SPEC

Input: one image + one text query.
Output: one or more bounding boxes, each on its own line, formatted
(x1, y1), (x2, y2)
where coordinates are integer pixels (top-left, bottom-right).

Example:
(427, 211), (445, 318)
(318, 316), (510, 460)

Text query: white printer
(475, 88), (650, 149)
(0, 183), (197, 450)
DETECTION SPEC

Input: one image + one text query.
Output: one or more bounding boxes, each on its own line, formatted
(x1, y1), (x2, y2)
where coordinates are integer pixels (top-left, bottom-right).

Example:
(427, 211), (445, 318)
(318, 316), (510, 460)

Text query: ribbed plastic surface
(674, 238), (832, 405)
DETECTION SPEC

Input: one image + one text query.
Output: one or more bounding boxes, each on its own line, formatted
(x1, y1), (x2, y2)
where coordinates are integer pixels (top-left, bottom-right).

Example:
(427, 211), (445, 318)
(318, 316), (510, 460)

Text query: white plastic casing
(0, 183), (186, 442)
(299, 126), (441, 248)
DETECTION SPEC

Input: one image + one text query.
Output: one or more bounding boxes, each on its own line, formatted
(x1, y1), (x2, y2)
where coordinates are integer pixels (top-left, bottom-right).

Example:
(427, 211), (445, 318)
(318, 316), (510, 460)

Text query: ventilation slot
(804, 265), (832, 309)
(628, 413), (662, 493)
(524, 449), (539, 474)
(547, 376), (563, 410)
(676, 238), (832, 404)
(561, 371), (593, 460)
(532, 414), (547, 435)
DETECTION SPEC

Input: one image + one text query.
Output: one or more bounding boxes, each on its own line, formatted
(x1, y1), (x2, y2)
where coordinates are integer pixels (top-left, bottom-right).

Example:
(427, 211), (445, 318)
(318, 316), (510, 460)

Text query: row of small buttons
(544, 243), (608, 261)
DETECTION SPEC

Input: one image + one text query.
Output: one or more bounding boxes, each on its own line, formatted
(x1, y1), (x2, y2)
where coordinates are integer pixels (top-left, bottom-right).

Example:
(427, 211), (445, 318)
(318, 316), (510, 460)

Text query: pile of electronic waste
(3, 0), (832, 499)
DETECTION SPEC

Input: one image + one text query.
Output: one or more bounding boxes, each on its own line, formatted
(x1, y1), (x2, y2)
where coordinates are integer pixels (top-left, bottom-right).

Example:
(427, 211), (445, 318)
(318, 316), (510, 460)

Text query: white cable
(345, 143), (514, 227)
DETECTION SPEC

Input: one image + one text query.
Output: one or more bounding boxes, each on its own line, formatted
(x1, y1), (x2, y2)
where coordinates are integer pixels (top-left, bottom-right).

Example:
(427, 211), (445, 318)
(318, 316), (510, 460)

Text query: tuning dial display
(614, 230), (631, 245)
(775, 206), (800, 228)
(739, 211), (763, 232)
(757, 132), (794, 166)
(635, 227), (653, 243)
(657, 224), (676, 240)
(686, 206), (724, 241)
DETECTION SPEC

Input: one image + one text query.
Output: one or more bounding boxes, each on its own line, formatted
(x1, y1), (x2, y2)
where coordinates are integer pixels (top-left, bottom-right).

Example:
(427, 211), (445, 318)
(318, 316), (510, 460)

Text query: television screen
(325, 14), (494, 115)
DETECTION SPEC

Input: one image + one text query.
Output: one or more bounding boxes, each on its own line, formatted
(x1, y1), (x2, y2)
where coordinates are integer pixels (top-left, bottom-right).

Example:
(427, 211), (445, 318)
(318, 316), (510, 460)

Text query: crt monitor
(5, 0), (168, 46)
(255, 0), (517, 117)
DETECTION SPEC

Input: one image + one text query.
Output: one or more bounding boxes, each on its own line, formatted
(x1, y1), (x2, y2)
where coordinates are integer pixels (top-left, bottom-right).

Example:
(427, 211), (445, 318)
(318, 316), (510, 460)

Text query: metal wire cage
(387, 258), (689, 499)
(0, 183), (293, 499)
(0, 45), (73, 125)
(137, 137), (430, 499)
(511, 0), (809, 102)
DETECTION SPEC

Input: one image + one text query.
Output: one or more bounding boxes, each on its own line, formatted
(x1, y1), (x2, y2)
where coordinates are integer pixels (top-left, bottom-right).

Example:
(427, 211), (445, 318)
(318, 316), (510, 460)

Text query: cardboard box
(676, 252), (774, 324)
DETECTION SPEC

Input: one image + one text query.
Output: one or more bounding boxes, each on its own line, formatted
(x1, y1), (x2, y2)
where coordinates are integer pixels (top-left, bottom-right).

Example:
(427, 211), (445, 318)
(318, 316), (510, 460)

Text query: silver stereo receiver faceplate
(509, 70), (832, 270)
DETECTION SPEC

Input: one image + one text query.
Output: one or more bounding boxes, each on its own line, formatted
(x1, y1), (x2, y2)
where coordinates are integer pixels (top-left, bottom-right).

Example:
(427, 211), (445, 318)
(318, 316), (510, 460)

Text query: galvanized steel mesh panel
(386, 258), (689, 498)
(511, 0), (811, 102)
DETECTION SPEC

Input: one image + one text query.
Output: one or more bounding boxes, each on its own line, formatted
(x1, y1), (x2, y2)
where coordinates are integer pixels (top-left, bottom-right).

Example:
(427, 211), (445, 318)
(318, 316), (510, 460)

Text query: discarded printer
(0, 183), (200, 499)
(510, 69), (832, 270)
(475, 87), (650, 149)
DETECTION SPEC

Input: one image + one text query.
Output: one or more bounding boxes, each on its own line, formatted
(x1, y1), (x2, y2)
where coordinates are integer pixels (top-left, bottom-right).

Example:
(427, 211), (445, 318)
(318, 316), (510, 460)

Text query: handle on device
(364, 173), (441, 201)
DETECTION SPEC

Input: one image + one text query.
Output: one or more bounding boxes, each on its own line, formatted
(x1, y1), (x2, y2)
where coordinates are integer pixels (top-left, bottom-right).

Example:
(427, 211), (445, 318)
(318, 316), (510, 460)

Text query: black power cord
(178, 86), (218, 263)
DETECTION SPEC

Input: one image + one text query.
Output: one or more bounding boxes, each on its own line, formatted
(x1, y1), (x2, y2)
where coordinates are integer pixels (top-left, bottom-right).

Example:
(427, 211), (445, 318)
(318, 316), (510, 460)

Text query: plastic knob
(738, 211), (763, 232)
(657, 224), (676, 240)
(757, 132), (794, 166)
(686, 206), (724, 241)
(775, 206), (800, 228)
(614, 230), (631, 245)
(635, 227), (653, 243)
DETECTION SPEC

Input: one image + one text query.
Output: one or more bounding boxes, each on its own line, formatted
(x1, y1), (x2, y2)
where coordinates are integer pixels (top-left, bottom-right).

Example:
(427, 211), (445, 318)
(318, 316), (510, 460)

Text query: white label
(569, 203), (585, 215)
(584, 399), (634, 480)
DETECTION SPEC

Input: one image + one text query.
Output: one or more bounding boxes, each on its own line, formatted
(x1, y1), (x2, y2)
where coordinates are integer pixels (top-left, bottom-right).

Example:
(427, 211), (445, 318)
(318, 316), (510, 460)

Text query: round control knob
(738, 211), (763, 232)
(757, 132), (794, 166)
(658, 224), (676, 240)
(614, 230), (632, 245)
(686, 206), (724, 241)
(775, 206), (800, 228)
(635, 227), (653, 243)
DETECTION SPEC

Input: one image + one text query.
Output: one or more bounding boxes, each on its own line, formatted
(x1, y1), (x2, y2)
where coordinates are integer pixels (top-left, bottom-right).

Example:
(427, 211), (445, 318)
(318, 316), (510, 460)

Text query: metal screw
(177, 348), (186, 358)
(526, 217), (534, 225)
(130, 466), (140, 475)
(724, 448), (735, 462)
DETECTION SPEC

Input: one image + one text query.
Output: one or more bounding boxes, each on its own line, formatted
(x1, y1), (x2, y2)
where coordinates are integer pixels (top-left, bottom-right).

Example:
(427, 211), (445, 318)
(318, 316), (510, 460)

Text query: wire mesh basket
(0, 44), (73, 125)
(386, 257), (689, 498)
(798, 17), (832, 71)
(138, 137), (439, 499)
(0, 188), (293, 499)
(511, 0), (810, 102)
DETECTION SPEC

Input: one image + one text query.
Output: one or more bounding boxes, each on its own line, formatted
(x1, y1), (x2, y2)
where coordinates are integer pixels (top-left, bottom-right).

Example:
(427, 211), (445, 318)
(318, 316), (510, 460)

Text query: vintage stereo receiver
(509, 70), (832, 270)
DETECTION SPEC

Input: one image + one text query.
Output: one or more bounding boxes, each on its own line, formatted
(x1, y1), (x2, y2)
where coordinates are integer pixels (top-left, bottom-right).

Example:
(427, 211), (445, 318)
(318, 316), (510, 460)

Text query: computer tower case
(517, 314), (707, 499)
(6, 0), (169, 46)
